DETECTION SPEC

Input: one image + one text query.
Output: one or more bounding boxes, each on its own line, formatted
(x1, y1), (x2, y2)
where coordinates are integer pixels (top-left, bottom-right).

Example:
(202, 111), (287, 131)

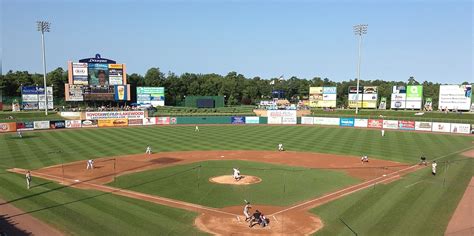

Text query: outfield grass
(311, 154), (473, 236)
(109, 160), (359, 208)
(0, 126), (472, 235)
(0, 111), (62, 123)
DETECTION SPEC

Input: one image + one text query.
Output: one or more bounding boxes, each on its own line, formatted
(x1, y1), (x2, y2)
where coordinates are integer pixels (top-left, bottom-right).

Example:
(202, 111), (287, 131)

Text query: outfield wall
(0, 115), (472, 135)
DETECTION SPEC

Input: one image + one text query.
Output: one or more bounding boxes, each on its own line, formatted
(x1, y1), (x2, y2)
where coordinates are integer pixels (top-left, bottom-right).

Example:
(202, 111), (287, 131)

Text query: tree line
(0, 67), (470, 109)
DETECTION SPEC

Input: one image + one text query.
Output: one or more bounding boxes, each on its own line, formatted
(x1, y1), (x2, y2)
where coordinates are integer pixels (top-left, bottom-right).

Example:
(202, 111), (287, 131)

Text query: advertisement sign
(16, 121), (34, 131)
(50, 120), (66, 129)
(108, 64), (123, 85)
(156, 117), (170, 125)
(128, 119), (143, 126)
(34, 121), (50, 130)
(362, 86), (378, 109)
(81, 120), (98, 128)
(314, 117), (340, 126)
(309, 87), (337, 108)
(383, 120), (399, 129)
(406, 85), (423, 109)
(391, 93), (406, 109)
(398, 120), (415, 130)
(415, 121), (432, 131)
(136, 87), (165, 107)
(88, 63), (109, 86)
(301, 117), (314, 125)
(348, 86), (363, 108)
(231, 116), (246, 124)
(245, 117), (260, 124)
(268, 116), (282, 124)
(368, 119), (383, 128)
(438, 85), (472, 110)
(22, 86), (53, 110)
(83, 85), (115, 101)
(354, 119), (368, 128)
(0, 122), (17, 133)
(85, 111), (145, 120)
(450, 123), (471, 134)
(98, 119), (128, 127)
(65, 120), (82, 128)
(170, 117), (178, 125)
(143, 117), (157, 125)
(22, 102), (39, 110)
(72, 63), (89, 85)
(114, 85), (127, 101)
(267, 110), (297, 125)
(67, 85), (84, 101)
(340, 118), (355, 127)
(432, 122), (451, 133)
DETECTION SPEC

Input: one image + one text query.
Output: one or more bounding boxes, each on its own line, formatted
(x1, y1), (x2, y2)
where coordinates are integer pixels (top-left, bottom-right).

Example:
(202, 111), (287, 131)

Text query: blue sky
(1, 0), (472, 83)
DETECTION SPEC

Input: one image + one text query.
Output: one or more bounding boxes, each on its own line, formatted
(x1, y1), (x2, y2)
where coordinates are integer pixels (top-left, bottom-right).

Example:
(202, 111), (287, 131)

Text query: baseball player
(278, 143), (284, 151)
(431, 161), (437, 176)
(249, 210), (262, 228)
(86, 159), (94, 170)
(260, 214), (268, 227)
(25, 170), (32, 189)
(17, 130), (22, 138)
(381, 129), (385, 137)
(233, 168), (241, 181)
(243, 201), (251, 222)
(361, 155), (369, 163)
(419, 155), (427, 166)
(145, 145), (152, 154)
(195, 125), (199, 132)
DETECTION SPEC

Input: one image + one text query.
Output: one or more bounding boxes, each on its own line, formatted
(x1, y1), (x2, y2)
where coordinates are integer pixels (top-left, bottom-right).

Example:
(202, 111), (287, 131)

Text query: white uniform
(233, 168), (241, 180)
(243, 204), (251, 221)
(146, 146), (152, 154)
(278, 143), (284, 151)
(195, 125), (199, 132)
(17, 131), (22, 138)
(381, 129), (385, 137)
(86, 159), (94, 170)
(432, 162), (437, 175)
(26, 172), (31, 189)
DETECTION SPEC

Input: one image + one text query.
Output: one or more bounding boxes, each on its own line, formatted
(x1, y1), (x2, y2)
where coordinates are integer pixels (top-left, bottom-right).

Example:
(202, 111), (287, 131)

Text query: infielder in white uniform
(86, 159), (94, 170)
(361, 155), (369, 163)
(233, 168), (241, 181)
(243, 201), (251, 221)
(26, 171), (32, 189)
(145, 145), (152, 154)
(195, 125), (199, 132)
(381, 129), (385, 137)
(278, 143), (284, 151)
(431, 161), (437, 176)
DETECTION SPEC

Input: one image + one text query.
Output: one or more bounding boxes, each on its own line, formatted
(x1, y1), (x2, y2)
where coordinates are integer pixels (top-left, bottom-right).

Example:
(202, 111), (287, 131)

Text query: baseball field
(1, 125), (473, 235)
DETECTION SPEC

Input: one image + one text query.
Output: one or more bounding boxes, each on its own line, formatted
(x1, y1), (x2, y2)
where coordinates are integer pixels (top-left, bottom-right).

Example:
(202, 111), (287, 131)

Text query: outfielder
(25, 170), (31, 189)
(233, 168), (242, 181)
(86, 159), (94, 170)
(195, 125), (199, 132)
(17, 131), (22, 138)
(278, 143), (284, 151)
(243, 201), (251, 222)
(145, 145), (152, 154)
(431, 161), (437, 176)
(381, 129), (385, 137)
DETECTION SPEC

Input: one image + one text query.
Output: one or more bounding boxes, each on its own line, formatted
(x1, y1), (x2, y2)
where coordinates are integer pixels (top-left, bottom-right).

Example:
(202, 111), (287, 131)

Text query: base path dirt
(461, 149), (474, 158)
(8, 150), (420, 235)
(0, 198), (63, 236)
(209, 175), (262, 185)
(445, 177), (474, 236)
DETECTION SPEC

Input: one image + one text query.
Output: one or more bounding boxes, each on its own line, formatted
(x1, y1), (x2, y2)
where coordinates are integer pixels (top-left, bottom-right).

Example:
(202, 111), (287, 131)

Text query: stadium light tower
(353, 24), (367, 114)
(37, 21), (51, 115)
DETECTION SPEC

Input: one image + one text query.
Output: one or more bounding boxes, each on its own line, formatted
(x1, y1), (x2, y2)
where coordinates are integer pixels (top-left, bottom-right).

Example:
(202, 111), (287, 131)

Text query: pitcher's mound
(209, 175), (262, 185)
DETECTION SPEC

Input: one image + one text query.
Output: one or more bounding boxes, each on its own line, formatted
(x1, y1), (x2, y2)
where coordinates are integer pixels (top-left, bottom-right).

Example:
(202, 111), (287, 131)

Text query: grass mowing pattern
(0, 126), (472, 235)
(311, 155), (474, 236)
(109, 160), (360, 208)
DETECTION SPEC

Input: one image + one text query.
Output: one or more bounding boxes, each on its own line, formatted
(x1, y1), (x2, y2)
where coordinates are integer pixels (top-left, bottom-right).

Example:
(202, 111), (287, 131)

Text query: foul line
(271, 146), (474, 216)
(405, 180), (423, 188)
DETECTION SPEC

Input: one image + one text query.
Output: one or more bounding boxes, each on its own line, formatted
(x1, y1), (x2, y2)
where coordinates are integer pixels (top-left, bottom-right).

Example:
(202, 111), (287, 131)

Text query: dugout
(184, 96), (225, 108)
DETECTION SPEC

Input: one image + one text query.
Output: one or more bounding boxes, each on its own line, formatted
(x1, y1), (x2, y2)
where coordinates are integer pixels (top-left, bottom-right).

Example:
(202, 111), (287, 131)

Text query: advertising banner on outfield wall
(81, 120), (98, 128)
(156, 117), (170, 125)
(65, 120), (82, 128)
(170, 117), (178, 125)
(50, 120), (66, 129)
(0, 122), (17, 133)
(450, 123), (471, 134)
(231, 116), (246, 124)
(267, 110), (297, 124)
(98, 119), (128, 127)
(245, 117), (260, 124)
(16, 121), (34, 131)
(383, 120), (399, 129)
(85, 111), (145, 120)
(143, 117), (157, 125)
(398, 120), (415, 130)
(432, 122), (451, 133)
(128, 119), (143, 126)
(415, 121), (432, 131)
(314, 117), (340, 126)
(368, 119), (383, 128)
(301, 117), (314, 125)
(34, 121), (50, 130)
(268, 116), (282, 124)
(354, 119), (368, 128)
(340, 118), (355, 127)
